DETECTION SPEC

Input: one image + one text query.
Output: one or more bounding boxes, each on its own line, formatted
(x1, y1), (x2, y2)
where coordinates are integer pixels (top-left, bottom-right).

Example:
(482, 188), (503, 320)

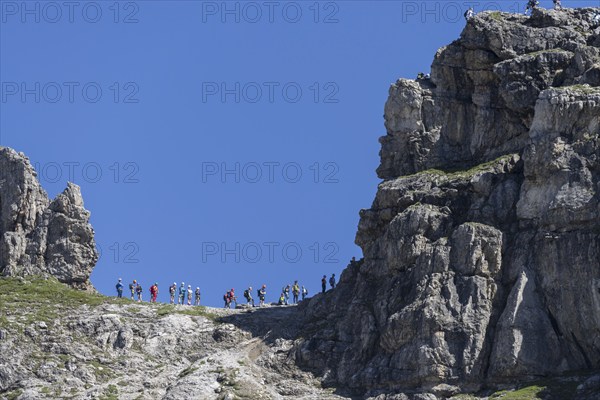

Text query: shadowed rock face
(295, 7), (600, 398)
(0, 147), (98, 289)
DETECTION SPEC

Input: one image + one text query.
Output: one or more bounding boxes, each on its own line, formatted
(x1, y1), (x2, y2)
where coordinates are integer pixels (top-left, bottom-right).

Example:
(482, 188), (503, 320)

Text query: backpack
(244, 289), (249, 298)
(129, 283), (134, 290)
(257, 289), (261, 297)
(223, 294), (228, 301)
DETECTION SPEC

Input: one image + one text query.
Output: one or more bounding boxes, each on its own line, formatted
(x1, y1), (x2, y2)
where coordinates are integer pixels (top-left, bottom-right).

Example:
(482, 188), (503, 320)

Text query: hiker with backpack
(302, 286), (308, 301)
(553, 0), (562, 10)
(321, 275), (327, 293)
(228, 288), (237, 308)
(464, 7), (475, 21)
(278, 293), (286, 306)
(149, 283), (159, 303)
(329, 274), (336, 290)
(244, 287), (254, 307)
(282, 285), (290, 305)
(292, 281), (300, 304)
(195, 287), (201, 306)
(129, 280), (137, 300)
(116, 278), (123, 298)
(525, 0), (539, 15)
(169, 282), (177, 304)
(258, 285), (267, 307)
(178, 282), (186, 305)
(136, 282), (143, 302)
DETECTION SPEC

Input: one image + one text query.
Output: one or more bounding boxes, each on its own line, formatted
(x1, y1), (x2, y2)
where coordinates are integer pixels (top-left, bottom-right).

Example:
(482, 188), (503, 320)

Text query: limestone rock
(0, 147), (98, 289)
(295, 7), (600, 398)
(1, 6), (600, 400)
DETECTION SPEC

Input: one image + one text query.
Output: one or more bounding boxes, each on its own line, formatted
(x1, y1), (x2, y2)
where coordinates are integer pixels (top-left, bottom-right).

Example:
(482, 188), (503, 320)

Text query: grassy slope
(0, 277), (218, 332)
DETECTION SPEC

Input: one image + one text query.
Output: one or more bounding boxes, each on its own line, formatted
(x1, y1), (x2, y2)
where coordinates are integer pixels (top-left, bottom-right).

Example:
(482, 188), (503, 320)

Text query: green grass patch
(0, 314), (9, 329)
(99, 384), (119, 400)
(178, 366), (198, 378)
(491, 385), (544, 399)
(156, 304), (220, 321)
(489, 377), (580, 400)
(156, 304), (175, 317)
(0, 276), (130, 330)
(89, 360), (116, 380)
(210, 366), (226, 374)
(177, 307), (220, 321)
(406, 154), (517, 180)
(562, 84), (600, 94)
(0, 276), (219, 332)
(5, 389), (23, 400)
(525, 48), (570, 57)
(490, 11), (503, 21)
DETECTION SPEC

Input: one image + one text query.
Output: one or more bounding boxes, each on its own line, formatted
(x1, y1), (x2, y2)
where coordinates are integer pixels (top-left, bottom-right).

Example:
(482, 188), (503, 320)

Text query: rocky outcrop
(0, 279), (347, 400)
(295, 7), (600, 398)
(0, 147), (98, 289)
(2, 6), (600, 400)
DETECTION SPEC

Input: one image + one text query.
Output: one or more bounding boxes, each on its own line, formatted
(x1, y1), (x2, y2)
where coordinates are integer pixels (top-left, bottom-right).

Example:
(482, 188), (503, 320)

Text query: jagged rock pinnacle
(0, 147), (98, 289)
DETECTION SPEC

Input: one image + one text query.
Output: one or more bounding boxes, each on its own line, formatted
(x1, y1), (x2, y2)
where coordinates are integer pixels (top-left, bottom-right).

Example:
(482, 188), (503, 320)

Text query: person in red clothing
(228, 288), (236, 308)
(149, 283), (159, 303)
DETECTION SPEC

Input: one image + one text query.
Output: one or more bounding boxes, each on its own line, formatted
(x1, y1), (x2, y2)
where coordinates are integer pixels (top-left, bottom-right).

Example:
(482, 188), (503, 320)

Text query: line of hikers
(224, 280), (313, 309)
(169, 282), (202, 306)
(423, 0), (572, 81)
(322, 274), (336, 293)
(115, 279), (201, 305)
(464, 0), (570, 21)
(115, 273), (340, 307)
(525, 0), (564, 15)
(223, 285), (266, 308)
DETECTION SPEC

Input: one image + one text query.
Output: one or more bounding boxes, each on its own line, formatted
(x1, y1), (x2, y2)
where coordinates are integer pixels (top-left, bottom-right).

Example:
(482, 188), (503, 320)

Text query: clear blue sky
(1, 0), (598, 306)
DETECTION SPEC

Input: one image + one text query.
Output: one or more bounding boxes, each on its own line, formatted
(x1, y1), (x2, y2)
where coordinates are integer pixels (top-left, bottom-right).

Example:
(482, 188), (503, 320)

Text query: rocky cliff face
(295, 7), (600, 398)
(0, 147), (98, 289)
(2, 7), (600, 400)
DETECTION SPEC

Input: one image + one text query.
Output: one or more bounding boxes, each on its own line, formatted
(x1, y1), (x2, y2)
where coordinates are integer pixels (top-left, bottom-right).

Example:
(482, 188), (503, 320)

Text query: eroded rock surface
(0, 280), (347, 400)
(2, 6), (600, 400)
(0, 147), (98, 289)
(295, 7), (600, 398)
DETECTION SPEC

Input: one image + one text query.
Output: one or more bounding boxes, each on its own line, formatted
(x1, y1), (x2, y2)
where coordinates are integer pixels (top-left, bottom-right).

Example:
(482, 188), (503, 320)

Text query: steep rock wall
(295, 8), (600, 398)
